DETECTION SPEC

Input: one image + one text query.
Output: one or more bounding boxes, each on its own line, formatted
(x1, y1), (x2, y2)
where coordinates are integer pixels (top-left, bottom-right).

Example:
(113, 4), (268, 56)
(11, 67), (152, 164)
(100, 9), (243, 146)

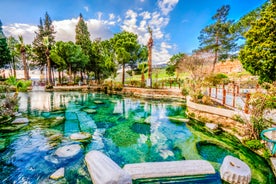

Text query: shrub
(245, 139), (264, 150)
(205, 73), (229, 86)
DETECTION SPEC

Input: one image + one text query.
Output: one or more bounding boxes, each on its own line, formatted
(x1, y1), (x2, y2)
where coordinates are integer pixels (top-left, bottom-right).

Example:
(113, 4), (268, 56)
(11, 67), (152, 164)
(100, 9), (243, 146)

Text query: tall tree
(0, 20), (11, 69)
(18, 35), (30, 80)
(7, 36), (19, 78)
(239, 1), (276, 83)
(110, 31), (142, 85)
(198, 5), (237, 72)
(75, 14), (92, 81)
(32, 12), (55, 84)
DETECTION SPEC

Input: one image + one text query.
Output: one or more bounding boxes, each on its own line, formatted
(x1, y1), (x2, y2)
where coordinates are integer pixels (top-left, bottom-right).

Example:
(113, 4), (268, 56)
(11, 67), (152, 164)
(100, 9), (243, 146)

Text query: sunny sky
(0, 0), (267, 65)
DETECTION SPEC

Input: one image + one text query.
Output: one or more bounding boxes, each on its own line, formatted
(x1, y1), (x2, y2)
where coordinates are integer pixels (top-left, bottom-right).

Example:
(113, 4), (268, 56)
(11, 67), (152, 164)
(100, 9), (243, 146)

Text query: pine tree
(32, 12), (55, 85)
(75, 14), (92, 81)
(198, 5), (237, 72)
(0, 20), (11, 69)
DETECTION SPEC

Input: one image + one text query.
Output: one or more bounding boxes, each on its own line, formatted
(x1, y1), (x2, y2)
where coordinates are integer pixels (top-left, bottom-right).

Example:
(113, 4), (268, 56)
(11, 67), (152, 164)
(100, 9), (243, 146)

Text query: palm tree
(18, 35), (29, 80)
(138, 62), (148, 87)
(43, 36), (53, 86)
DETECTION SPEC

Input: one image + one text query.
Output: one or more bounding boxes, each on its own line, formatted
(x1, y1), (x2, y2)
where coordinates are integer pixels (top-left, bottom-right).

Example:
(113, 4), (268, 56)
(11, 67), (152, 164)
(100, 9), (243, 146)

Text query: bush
(245, 139), (264, 150)
(205, 73), (229, 86)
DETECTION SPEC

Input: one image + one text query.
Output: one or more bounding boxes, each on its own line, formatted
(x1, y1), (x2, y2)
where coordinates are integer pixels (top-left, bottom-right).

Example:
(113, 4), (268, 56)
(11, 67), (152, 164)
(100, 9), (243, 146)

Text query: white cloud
(84, 6), (89, 12)
(109, 13), (115, 20)
(158, 0), (179, 16)
(3, 23), (37, 44)
(140, 0), (145, 2)
(140, 11), (151, 20)
(3, 17), (114, 44)
(121, 8), (173, 64)
(97, 12), (103, 20)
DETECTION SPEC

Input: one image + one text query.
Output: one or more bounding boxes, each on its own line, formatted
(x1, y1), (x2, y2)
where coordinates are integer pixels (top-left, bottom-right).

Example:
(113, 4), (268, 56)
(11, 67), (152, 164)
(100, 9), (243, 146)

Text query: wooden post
(244, 93), (250, 114)
(236, 85), (239, 95)
(232, 84), (236, 107)
(215, 87), (218, 99)
(209, 87), (211, 97)
(222, 89), (226, 105)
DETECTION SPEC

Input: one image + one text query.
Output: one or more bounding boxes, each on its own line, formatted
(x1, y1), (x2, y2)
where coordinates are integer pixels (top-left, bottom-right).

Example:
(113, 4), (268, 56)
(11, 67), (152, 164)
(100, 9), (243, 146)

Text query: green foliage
(110, 31), (144, 84)
(5, 76), (31, 92)
(245, 139), (264, 150)
(32, 12), (56, 72)
(198, 5), (237, 71)
(204, 73), (229, 86)
(0, 20), (11, 68)
(166, 53), (185, 76)
(239, 2), (276, 83)
(75, 14), (92, 56)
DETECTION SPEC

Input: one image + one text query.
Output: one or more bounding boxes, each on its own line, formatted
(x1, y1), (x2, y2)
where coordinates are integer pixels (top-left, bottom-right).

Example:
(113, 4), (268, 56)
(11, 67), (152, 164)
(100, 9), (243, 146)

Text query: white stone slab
(50, 167), (65, 180)
(70, 132), (92, 141)
(220, 155), (251, 184)
(85, 151), (132, 184)
(123, 160), (215, 180)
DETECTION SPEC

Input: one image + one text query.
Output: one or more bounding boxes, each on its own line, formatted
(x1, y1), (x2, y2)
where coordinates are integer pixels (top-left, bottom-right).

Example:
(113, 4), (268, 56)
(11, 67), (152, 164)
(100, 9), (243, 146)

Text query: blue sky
(0, 0), (267, 64)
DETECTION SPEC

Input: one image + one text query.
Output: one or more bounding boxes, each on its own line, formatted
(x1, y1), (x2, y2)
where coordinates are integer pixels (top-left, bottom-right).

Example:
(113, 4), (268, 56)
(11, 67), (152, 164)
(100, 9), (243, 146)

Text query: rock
(48, 133), (63, 141)
(94, 100), (104, 104)
(13, 112), (22, 117)
(50, 167), (65, 180)
(55, 144), (81, 158)
(83, 108), (97, 114)
(70, 132), (92, 141)
(206, 123), (218, 130)
(85, 150), (132, 184)
(12, 117), (29, 124)
(220, 155), (251, 184)
(44, 155), (60, 164)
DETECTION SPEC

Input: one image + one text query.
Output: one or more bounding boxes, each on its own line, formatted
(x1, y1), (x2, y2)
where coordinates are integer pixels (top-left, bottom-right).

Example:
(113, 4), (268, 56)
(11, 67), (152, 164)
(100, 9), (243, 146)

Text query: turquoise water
(0, 91), (273, 183)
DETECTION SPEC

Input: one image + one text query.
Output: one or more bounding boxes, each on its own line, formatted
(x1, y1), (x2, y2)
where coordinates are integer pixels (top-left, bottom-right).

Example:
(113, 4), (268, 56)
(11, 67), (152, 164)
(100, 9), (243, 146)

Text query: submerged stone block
(85, 150), (132, 184)
(12, 117), (29, 124)
(220, 155), (251, 184)
(55, 144), (81, 158)
(123, 160), (215, 180)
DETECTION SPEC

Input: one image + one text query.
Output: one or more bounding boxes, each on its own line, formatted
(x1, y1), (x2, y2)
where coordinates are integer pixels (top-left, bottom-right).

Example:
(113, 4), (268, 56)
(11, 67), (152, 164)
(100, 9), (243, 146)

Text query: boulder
(12, 117), (29, 124)
(50, 167), (65, 180)
(70, 132), (92, 141)
(55, 144), (81, 158)
(205, 123), (218, 130)
(220, 155), (251, 184)
(85, 151), (132, 184)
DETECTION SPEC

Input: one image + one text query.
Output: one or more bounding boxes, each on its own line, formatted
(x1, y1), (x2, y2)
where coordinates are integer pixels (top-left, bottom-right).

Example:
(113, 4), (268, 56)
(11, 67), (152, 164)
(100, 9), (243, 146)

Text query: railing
(207, 84), (254, 114)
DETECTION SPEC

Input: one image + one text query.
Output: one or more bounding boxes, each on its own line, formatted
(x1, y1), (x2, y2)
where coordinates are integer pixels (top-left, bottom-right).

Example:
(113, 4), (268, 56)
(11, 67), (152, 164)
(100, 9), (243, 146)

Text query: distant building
(214, 60), (244, 74)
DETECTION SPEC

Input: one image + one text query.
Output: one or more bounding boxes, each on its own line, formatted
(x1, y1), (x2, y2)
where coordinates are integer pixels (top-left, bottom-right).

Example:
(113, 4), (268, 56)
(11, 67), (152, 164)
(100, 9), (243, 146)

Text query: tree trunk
(58, 71), (61, 85)
(21, 50), (29, 80)
(122, 63), (125, 85)
(141, 72), (145, 86)
(68, 64), (72, 83)
(212, 34), (219, 73)
(12, 56), (16, 78)
(46, 49), (52, 85)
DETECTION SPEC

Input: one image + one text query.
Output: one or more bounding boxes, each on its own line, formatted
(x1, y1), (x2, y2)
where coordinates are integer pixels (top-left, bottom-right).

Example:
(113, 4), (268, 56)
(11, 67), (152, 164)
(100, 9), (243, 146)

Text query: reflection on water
(0, 92), (222, 183)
